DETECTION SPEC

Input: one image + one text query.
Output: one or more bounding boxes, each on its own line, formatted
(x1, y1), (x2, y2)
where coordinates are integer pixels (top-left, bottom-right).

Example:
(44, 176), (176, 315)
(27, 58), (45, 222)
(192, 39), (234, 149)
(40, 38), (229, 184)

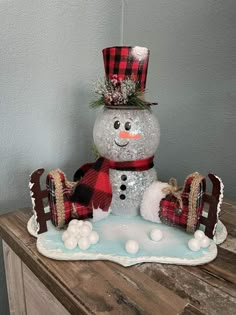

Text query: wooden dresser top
(0, 199), (236, 315)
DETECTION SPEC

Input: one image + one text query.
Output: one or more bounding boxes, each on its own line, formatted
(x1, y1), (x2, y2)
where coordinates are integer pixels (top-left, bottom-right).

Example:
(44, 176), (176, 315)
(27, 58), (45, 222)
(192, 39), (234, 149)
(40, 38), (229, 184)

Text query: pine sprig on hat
(90, 75), (150, 110)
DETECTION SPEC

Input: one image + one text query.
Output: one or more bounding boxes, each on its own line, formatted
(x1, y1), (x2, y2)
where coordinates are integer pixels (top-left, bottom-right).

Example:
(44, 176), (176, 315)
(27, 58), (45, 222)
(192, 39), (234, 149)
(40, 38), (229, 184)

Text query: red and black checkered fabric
(47, 170), (75, 227)
(109, 156), (154, 171)
(71, 156), (154, 211)
(73, 162), (93, 182)
(73, 156), (154, 176)
(103, 46), (150, 90)
(47, 157), (155, 228)
(159, 175), (206, 232)
(70, 157), (112, 213)
(47, 169), (94, 228)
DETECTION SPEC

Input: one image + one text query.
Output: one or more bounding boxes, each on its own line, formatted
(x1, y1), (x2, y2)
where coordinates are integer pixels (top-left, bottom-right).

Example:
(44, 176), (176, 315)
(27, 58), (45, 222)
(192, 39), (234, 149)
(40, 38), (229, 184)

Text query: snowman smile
(114, 140), (129, 147)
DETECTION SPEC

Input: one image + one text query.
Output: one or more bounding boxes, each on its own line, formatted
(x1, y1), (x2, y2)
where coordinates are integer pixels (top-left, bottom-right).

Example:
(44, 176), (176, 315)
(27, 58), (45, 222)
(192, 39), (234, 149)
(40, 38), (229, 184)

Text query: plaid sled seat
(159, 172), (206, 233)
(46, 169), (93, 228)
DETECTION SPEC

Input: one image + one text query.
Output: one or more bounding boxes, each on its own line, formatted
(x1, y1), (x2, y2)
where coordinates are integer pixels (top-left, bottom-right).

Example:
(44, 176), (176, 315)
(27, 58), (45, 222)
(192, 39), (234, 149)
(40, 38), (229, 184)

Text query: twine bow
(161, 172), (205, 233)
(162, 178), (183, 210)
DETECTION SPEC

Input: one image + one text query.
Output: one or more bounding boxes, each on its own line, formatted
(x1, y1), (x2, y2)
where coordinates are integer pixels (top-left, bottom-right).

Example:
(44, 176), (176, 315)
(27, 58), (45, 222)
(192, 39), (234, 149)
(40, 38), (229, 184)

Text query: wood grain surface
(0, 199), (235, 315)
(23, 262), (70, 315)
(3, 241), (27, 315)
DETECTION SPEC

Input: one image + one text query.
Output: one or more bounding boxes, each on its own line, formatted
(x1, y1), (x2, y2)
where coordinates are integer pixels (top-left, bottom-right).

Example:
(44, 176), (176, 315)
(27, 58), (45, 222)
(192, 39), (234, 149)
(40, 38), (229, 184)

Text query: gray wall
(0, 1), (235, 314)
(123, 0), (236, 195)
(0, 1), (122, 314)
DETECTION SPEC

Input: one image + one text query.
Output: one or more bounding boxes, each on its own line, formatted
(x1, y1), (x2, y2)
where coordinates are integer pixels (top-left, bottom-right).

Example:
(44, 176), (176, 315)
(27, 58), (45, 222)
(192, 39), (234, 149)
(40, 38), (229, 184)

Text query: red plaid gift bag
(159, 172), (206, 233)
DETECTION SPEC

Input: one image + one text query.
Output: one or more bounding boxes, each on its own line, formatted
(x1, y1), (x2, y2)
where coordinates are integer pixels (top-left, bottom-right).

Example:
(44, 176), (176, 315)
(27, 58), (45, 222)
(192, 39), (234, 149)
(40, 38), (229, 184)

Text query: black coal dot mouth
(114, 140), (129, 147)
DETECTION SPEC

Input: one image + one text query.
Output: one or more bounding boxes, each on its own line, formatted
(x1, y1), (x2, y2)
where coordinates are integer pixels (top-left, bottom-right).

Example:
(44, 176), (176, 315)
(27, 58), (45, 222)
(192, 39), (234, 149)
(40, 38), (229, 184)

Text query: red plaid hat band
(102, 46), (150, 90)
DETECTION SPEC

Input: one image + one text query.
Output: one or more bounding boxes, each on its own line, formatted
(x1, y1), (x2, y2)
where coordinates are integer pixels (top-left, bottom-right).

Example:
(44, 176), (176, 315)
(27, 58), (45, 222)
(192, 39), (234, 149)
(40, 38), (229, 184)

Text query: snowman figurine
(92, 46), (160, 217)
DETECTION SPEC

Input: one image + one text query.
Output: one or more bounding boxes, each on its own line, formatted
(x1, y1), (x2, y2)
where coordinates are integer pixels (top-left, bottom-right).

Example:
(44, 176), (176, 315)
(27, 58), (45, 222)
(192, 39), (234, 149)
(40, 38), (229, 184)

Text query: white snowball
(75, 233), (82, 240)
(188, 238), (201, 252)
(125, 240), (139, 254)
(62, 230), (70, 242)
(200, 236), (210, 248)
(84, 221), (93, 230)
(68, 219), (79, 227)
(150, 229), (163, 242)
(194, 230), (205, 241)
(80, 225), (92, 237)
(89, 231), (99, 244)
(67, 225), (79, 236)
(64, 237), (77, 250)
(77, 220), (84, 227)
(78, 237), (91, 250)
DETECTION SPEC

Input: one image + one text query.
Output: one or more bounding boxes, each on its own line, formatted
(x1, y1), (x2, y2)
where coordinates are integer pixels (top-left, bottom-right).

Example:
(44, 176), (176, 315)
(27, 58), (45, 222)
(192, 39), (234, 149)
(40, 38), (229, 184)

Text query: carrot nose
(119, 131), (142, 139)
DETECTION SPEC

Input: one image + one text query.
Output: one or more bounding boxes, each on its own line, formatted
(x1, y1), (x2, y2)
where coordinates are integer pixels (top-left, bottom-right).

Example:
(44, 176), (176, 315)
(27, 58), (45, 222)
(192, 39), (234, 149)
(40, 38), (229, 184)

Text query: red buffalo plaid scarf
(70, 156), (154, 217)
(47, 156), (154, 227)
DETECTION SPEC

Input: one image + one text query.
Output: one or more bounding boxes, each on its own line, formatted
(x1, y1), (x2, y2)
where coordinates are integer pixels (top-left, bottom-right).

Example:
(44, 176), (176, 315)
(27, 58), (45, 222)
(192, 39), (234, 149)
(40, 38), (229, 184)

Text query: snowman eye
(125, 121), (131, 131)
(114, 120), (120, 129)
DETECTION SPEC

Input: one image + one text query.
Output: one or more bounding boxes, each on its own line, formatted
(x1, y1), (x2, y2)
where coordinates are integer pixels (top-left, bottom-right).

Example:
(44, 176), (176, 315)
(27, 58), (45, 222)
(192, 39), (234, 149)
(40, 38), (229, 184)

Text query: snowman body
(93, 108), (160, 216)
(109, 168), (157, 216)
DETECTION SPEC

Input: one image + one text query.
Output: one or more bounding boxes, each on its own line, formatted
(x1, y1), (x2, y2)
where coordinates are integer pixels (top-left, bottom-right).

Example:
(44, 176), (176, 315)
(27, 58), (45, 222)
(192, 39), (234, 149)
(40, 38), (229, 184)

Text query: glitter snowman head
(92, 46), (160, 161)
(93, 108), (160, 161)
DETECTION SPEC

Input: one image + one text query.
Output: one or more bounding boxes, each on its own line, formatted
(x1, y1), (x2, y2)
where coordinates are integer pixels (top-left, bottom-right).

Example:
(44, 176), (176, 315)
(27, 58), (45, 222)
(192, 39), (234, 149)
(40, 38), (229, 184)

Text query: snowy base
(27, 208), (227, 267)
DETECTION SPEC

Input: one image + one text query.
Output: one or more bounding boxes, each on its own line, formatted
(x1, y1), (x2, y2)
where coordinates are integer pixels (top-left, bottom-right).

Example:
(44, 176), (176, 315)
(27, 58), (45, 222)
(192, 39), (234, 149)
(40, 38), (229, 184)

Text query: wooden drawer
(3, 241), (69, 315)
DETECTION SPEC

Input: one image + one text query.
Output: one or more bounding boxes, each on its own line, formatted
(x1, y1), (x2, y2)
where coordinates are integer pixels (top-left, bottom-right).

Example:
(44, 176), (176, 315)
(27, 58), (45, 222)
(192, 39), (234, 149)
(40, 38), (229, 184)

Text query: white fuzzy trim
(140, 181), (170, 223)
(92, 207), (111, 222)
(29, 179), (40, 234)
(213, 175), (224, 235)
